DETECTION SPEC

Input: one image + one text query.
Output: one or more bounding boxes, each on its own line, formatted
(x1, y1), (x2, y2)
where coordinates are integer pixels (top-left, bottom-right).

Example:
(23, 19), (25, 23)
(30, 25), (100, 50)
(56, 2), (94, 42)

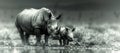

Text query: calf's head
(59, 26), (75, 41)
(66, 27), (75, 41)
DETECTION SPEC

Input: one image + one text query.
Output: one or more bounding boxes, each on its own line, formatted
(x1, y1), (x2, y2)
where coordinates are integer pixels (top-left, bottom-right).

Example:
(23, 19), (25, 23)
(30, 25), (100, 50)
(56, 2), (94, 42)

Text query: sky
(0, 0), (120, 24)
(0, 0), (120, 11)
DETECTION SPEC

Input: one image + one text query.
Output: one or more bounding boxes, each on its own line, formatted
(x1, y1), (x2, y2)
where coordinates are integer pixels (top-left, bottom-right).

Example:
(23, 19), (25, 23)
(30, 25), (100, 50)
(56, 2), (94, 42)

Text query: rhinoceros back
(15, 8), (46, 34)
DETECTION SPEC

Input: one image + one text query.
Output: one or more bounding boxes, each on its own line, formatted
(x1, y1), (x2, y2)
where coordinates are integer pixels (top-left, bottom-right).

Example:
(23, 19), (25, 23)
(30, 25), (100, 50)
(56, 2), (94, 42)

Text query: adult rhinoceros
(15, 7), (61, 46)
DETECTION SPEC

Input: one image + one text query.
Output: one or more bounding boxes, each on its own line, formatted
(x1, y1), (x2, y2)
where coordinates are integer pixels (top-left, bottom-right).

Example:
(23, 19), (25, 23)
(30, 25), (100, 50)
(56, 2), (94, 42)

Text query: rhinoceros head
(66, 27), (75, 41)
(41, 7), (62, 34)
(46, 14), (62, 34)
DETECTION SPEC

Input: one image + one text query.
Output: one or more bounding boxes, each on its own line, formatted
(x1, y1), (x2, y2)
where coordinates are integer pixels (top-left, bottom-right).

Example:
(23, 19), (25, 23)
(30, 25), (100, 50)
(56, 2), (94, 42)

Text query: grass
(74, 24), (120, 48)
(0, 22), (120, 49)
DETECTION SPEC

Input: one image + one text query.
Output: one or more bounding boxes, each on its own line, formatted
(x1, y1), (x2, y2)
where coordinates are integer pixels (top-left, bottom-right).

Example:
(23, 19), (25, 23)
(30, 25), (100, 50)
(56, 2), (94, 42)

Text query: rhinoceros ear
(48, 13), (52, 19)
(56, 14), (62, 20)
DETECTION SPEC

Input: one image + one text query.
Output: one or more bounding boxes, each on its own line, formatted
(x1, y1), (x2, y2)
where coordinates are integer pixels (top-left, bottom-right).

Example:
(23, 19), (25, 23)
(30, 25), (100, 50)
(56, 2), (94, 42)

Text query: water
(0, 47), (117, 53)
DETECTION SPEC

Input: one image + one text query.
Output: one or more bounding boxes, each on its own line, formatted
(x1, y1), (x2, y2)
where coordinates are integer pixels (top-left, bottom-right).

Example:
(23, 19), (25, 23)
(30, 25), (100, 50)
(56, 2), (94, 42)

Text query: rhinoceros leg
(66, 40), (69, 45)
(24, 33), (30, 45)
(44, 34), (50, 46)
(15, 22), (26, 45)
(19, 31), (25, 45)
(36, 35), (41, 45)
(63, 39), (69, 46)
(63, 39), (66, 46)
(16, 25), (26, 45)
(34, 29), (41, 45)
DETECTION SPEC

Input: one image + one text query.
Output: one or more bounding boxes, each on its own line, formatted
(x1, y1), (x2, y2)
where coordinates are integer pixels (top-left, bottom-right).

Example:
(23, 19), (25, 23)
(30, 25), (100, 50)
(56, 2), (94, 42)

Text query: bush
(74, 24), (120, 48)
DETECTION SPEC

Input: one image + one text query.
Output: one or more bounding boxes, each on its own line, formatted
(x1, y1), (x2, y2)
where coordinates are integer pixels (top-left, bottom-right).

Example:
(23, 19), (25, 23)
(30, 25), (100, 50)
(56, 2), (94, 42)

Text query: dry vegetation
(0, 23), (120, 48)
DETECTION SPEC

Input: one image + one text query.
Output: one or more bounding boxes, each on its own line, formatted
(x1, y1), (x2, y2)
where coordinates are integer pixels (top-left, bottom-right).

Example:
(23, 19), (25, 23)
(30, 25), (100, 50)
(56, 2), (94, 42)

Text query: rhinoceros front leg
(34, 29), (41, 46)
(44, 34), (50, 46)
(36, 35), (41, 46)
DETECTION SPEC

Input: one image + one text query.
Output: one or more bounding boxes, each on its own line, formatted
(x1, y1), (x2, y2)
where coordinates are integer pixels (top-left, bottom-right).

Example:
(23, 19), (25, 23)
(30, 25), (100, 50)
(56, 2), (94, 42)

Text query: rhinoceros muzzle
(68, 37), (74, 41)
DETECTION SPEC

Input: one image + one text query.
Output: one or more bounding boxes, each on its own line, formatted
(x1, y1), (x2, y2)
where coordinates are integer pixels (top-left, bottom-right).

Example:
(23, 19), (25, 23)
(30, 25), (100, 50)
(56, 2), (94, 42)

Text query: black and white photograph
(0, 0), (119, 53)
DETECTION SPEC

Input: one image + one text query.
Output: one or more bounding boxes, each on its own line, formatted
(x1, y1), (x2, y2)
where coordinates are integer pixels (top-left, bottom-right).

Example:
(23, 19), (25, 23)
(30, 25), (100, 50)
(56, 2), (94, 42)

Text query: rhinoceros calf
(15, 7), (61, 45)
(52, 25), (75, 46)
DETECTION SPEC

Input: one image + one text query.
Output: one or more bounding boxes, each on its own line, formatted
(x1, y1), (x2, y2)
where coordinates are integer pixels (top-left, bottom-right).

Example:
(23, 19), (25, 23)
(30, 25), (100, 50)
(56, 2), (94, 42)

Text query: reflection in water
(0, 48), (116, 53)
(59, 49), (71, 53)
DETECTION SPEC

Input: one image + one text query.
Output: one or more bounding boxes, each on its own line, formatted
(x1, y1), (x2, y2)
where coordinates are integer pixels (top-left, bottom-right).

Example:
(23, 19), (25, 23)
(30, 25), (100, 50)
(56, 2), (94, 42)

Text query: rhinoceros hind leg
(24, 33), (30, 45)
(17, 27), (26, 45)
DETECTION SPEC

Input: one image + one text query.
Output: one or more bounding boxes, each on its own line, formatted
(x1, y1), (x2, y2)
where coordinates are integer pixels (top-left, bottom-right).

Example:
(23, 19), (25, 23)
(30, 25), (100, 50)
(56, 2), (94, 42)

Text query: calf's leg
(66, 40), (69, 45)
(59, 39), (63, 46)
(63, 39), (67, 46)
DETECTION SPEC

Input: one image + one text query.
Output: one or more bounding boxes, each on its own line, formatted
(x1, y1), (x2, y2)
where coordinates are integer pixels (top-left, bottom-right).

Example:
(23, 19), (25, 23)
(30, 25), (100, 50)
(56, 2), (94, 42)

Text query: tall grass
(0, 23), (120, 48)
(74, 24), (120, 48)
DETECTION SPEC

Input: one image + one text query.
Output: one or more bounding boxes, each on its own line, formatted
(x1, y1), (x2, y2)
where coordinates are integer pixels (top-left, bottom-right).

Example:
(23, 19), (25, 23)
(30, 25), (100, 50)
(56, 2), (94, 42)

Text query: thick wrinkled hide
(54, 26), (75, 46)
(15, 7), (61, 45)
